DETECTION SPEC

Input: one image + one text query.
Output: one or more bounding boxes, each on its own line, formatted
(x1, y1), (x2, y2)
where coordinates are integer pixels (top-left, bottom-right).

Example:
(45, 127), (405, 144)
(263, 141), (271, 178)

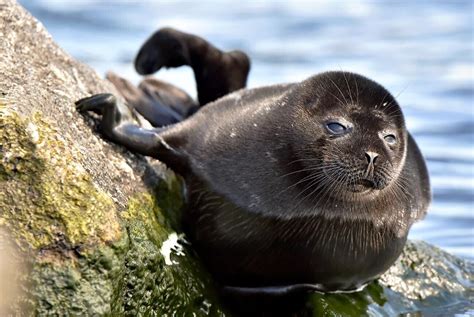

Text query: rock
(0, 0), (224, 315)
(0, 0), (471, 316)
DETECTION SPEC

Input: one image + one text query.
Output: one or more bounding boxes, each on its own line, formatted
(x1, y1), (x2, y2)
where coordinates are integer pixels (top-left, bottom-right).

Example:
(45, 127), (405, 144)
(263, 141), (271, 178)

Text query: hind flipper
(106, 72), (182, 127)
(134, 27), (251, 105)
(138, 77), (199, 118)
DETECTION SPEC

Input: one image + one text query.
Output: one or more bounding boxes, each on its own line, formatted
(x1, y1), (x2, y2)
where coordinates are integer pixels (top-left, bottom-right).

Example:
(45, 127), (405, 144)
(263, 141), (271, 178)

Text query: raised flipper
(106, 72), (182, 127)
(134, 27), (251, 105)
(75, 93), (182, 163)
(138, 77), (199, 118)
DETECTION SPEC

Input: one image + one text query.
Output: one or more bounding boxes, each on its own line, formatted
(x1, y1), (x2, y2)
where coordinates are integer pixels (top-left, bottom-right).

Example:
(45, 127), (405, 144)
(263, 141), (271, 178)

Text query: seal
(76, 28), (431, 296)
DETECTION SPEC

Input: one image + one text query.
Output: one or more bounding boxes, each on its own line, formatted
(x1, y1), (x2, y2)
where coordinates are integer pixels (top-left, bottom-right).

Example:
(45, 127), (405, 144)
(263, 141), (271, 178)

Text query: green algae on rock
(0, 106), (125, 314)
(0, 106), (121, 250)
(0, 0), (227, 313)
(118, 191), (224, 316)
(0, 106), (224, 315)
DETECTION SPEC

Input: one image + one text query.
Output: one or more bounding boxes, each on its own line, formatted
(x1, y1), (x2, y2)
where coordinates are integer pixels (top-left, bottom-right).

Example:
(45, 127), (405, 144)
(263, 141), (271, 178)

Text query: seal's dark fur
(76, 28), (430, 296)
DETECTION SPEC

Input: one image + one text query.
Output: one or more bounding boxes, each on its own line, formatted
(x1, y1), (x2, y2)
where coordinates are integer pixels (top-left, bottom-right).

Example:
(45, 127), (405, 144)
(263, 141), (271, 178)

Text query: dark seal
(76, 28), (431, 296)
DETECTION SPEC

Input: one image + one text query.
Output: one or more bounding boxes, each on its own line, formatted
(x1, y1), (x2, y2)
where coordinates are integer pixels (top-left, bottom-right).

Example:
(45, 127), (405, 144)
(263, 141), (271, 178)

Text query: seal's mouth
(351, 179), (376, 193)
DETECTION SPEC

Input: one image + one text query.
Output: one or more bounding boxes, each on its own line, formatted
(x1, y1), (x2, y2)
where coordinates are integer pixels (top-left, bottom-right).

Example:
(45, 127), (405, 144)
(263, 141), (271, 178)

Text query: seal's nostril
(365, 151), (379, 165)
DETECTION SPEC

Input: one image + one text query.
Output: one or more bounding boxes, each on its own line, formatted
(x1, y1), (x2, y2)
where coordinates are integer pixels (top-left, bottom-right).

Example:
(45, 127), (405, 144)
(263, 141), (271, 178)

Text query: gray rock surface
(0, 0), (147, 208)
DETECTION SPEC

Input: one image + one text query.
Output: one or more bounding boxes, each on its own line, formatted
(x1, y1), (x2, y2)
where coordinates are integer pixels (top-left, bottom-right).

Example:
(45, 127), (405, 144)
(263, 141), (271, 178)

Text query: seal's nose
(365, 151), (379, 165)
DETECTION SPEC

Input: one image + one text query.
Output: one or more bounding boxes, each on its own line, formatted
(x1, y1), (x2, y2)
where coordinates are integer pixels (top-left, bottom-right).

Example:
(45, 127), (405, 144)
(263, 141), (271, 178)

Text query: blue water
(19, 0), (474, 260)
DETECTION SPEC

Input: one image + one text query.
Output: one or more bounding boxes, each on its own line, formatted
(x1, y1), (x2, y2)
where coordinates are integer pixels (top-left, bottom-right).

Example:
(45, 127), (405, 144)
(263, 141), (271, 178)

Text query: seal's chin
(349, 179), (378, 193)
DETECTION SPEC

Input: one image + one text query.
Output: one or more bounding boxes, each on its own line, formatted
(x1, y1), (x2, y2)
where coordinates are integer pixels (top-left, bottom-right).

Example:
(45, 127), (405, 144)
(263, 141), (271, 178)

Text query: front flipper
(75, 93), (114, 114)
(76, 93), (180, 160)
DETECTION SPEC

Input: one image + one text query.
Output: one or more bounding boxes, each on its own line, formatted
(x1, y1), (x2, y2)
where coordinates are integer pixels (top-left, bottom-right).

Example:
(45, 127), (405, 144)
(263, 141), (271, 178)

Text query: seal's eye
(326, 122), (347, 135)
(384, 134), (396, 145)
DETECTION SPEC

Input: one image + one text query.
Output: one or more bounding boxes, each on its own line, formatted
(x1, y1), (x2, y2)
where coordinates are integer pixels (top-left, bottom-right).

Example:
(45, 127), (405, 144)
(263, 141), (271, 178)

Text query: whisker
(341, 69), (354, 105)
(326, 90), (346, 106)
(326, 74), (349, 105)
(279, 165), (332, 178)
(353, 74), (360, 105)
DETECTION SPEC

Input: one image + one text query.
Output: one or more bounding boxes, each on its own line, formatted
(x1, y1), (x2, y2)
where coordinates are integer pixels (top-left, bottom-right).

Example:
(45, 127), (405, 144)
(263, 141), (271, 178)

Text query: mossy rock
(0, 107), (225, 316)
(0, 0), (225, 314)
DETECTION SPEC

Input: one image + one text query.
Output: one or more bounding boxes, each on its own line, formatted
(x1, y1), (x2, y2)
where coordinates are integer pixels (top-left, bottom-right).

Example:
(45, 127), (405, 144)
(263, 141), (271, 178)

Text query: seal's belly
(183, 184), (407, 291)
(194, 225), (405, 291)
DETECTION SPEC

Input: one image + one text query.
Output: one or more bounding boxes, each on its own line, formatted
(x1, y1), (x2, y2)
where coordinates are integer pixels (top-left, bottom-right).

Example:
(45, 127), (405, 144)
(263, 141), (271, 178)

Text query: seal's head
(289, 71), (407, 205)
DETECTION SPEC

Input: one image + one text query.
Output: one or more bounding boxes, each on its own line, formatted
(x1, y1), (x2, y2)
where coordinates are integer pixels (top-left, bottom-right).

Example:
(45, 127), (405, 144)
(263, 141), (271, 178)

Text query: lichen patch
(0, 106), (121, 251)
